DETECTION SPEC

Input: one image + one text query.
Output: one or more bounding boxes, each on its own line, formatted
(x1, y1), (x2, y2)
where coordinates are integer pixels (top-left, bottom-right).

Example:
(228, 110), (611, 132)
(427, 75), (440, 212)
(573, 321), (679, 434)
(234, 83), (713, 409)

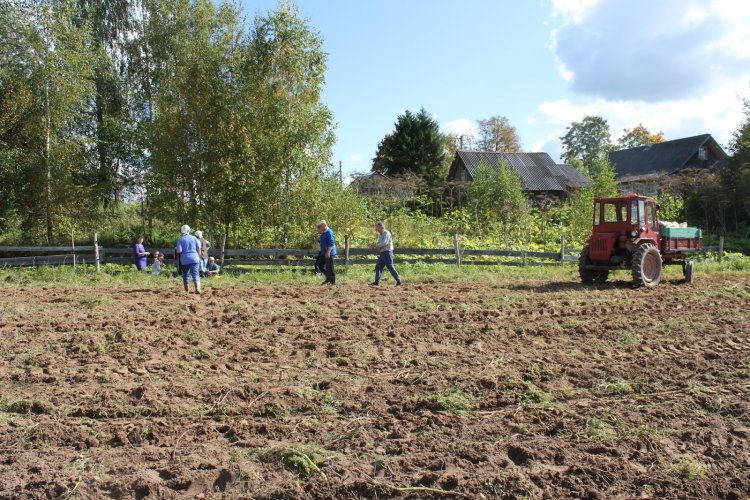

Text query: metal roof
(451, 150), (590, 192)
(607, 134), (728, 179)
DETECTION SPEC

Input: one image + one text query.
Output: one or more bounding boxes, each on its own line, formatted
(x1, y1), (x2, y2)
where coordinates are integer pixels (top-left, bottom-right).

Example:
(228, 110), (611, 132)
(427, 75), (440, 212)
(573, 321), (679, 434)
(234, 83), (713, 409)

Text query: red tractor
(579, 193), (702, 287)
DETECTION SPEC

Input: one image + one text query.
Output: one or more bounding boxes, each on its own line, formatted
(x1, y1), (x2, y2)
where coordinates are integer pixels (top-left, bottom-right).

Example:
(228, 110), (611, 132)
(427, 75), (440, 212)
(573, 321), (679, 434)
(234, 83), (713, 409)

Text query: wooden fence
(0, 234), (725, 271)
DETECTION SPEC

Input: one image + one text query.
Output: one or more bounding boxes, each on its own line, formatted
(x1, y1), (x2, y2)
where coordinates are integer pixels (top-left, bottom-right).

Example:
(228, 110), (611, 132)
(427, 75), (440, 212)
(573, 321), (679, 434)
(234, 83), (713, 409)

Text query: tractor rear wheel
(579, 246), (608, 284)
(631, 243), (662, 287)
(684, 260), (696, 284)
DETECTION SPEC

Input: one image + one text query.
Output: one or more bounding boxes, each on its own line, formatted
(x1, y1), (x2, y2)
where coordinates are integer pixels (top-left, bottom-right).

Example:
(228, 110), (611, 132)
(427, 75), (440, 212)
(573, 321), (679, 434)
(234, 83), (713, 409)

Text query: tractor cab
(588, 194), (659, 263)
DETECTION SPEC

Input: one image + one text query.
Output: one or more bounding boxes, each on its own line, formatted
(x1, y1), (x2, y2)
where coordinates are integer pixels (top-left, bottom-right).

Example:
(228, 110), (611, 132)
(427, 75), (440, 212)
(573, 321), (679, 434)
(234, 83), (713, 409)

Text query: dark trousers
(375, 251), (400, 284)
(324, 254), (336, 284)
(314, 252), (326, 274)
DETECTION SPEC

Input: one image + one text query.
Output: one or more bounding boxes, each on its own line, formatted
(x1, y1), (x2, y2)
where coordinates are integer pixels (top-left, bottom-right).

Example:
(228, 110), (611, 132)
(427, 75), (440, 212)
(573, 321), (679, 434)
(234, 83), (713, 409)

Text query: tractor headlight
(630, 230), (638, 238)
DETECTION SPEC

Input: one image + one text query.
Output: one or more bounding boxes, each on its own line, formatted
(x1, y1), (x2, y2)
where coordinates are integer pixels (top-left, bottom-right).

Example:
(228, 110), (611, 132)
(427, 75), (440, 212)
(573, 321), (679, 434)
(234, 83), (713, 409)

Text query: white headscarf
(195, 230), (203, 238)
(180, 225), (191, 235)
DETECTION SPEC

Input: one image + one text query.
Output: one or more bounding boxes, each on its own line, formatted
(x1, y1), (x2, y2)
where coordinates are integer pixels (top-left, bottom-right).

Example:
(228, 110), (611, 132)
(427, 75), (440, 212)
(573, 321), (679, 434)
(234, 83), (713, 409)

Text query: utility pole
(339, 160), (343, 185)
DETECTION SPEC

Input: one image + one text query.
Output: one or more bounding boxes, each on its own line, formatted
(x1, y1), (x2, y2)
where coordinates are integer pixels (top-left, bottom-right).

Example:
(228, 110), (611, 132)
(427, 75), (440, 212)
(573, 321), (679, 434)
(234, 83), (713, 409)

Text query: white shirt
(376, 230), (394, 252)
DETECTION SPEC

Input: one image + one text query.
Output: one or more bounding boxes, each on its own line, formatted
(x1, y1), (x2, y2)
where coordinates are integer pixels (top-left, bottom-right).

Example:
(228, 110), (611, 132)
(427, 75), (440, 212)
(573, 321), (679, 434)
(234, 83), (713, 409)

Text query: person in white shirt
(370, 222), (402, 286)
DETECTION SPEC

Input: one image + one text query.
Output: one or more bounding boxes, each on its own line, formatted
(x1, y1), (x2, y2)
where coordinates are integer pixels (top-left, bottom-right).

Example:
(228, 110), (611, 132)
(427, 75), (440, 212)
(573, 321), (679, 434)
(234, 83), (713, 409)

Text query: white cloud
(550, 0), (599, 25)
(533, 0), (750, 161)
(527, 78), (747, 161)
(441, 118), (479, 139)
(549, 0), (750, 102)
(345, 154), (362, 166)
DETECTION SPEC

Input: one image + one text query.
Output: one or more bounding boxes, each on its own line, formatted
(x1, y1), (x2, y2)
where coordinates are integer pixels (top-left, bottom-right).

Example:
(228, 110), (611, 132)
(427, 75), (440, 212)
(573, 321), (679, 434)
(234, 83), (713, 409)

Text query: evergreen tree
(380, 108), (447, 186)
(721, 92), (750, 232)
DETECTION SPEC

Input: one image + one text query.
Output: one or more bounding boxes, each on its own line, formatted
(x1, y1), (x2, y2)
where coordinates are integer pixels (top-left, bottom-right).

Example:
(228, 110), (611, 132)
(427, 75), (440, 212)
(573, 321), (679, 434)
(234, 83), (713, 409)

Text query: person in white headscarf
(175, 225), (202, 294)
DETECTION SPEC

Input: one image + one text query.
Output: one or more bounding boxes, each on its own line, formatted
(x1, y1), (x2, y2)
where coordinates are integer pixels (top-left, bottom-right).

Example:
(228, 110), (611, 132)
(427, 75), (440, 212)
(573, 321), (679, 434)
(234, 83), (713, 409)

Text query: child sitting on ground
(206, 256), (221, 278)
(151, 251), (163, 276)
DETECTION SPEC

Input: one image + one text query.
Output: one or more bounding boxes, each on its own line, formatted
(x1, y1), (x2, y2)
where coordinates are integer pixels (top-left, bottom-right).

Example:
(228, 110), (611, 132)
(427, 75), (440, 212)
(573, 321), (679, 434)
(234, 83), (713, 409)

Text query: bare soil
(0, 273), (749, 499)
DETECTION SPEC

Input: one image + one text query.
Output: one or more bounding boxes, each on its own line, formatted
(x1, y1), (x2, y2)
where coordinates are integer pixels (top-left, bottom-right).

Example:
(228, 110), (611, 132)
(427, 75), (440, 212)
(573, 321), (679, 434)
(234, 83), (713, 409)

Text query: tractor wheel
(579, 246), (607, 284)
(684, 260), (696, 284)
(631, 243), (662, 287)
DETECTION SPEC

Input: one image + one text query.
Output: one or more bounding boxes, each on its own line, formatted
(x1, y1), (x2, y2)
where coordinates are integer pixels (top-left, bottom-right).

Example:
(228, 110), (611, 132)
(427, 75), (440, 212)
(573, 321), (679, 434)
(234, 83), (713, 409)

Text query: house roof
(607, 134), (728, 179)
(450, 150), (590, 192)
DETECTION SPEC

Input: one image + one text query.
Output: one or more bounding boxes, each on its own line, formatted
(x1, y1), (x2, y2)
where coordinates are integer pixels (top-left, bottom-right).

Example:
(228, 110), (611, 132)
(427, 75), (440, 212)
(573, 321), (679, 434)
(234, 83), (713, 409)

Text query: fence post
(220, 233), (227, 267)
(71, 229), (76, 271)
(344, 235), (350, 266)
(718, 235), (724, 262)
(453, 233), (461, 266)
(560, 234), (566, 265)
(94, 233), (100, 273)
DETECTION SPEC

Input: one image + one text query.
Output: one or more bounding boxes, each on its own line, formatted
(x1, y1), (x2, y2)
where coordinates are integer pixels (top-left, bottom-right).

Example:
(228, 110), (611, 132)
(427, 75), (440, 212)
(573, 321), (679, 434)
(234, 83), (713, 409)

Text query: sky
(241, 0), (750, 177)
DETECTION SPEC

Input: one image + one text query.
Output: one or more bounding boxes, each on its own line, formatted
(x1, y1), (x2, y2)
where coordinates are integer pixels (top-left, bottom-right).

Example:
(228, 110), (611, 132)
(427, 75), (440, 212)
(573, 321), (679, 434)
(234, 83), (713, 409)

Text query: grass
(671, 457), (706, 480)
(428, 385), (474, 413)
(242, 444), (336, 478)
(0, 251), (747, 288)
(77, 294), (113, 309)
(306, 387), (340, 415)
(594, 380), (634, 396)
(585, 417), (617, 441)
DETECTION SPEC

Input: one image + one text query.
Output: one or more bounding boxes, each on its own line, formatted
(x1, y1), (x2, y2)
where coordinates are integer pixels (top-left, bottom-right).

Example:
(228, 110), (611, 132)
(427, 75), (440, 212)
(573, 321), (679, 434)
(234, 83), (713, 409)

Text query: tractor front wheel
(579, 246), (608, 284)
(631, 243), (662, 287)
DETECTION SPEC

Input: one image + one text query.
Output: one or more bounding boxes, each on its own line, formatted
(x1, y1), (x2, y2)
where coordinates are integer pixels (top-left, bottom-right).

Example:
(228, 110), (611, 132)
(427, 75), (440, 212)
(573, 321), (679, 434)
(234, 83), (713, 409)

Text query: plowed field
(1, 273), (749, 499)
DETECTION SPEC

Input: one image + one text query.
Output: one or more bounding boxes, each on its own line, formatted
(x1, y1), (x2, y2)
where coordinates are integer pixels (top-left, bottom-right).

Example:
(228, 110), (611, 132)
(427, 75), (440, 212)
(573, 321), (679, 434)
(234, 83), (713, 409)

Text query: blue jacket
(177, 235), (201, 265)
(319, 228), (336, 256)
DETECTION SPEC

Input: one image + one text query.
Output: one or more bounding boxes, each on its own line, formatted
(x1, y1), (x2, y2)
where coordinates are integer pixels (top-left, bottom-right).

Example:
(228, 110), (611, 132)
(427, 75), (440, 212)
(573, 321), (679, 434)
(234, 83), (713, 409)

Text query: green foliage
(656, 191), (684, 222)
(720, 90), (750, 232)
(473, 115), (521, 152)
(560, 116), (612, 175)
(617, 123), (664, 149)
(562, 154), (618, 247)
(466, 160), (529, 244)
(428, 386), (473, 413)
(378, 108), (447, 186)
(0, 0), (97, 243)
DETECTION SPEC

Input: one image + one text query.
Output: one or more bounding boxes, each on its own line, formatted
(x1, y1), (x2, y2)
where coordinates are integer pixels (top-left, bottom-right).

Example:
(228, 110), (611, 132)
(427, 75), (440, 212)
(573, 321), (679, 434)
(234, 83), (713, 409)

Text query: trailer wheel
(684, 260), (696, 284)
(632, 243), (662, 287)
(579, 246), (608, 284)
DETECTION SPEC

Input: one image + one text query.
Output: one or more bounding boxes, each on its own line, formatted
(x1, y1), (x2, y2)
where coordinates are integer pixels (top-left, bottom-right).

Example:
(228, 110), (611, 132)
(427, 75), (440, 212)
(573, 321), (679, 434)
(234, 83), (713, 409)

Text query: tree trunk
(45, 76), (53, 245)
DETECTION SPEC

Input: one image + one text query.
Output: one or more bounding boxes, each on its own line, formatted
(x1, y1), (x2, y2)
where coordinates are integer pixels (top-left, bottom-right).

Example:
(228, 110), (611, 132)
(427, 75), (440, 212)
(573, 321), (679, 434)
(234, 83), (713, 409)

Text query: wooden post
(560, 234), (566, 265)
(71, 229), (76, 271)
(718, 235), (724, 262)
(220, 233), (227, 267)
(344, 235), (350, 266)
(453, 233), (461, 266)
(94, 232), (100, 273)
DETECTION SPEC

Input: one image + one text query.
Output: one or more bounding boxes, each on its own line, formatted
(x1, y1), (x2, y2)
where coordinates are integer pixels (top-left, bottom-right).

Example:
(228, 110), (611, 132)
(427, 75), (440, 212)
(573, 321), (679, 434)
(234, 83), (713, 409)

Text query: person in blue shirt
(175, 224), (202, 294)
(317, 220), (336, 284)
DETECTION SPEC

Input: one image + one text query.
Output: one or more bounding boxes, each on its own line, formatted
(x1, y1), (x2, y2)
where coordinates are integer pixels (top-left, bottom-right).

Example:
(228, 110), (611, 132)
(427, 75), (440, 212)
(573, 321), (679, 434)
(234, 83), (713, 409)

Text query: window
(602, 202), (626, 223)
(646, 202), (658, 231)
(698, 146), (708, 161)
(594, 202), (601, 225)
(638, 200), (646, 225)
(630, 200), (638, 224)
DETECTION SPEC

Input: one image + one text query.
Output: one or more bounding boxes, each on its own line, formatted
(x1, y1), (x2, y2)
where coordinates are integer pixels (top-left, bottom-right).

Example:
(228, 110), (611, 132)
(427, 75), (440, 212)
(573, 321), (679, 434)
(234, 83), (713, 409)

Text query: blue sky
(242, 0), (750, 176)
